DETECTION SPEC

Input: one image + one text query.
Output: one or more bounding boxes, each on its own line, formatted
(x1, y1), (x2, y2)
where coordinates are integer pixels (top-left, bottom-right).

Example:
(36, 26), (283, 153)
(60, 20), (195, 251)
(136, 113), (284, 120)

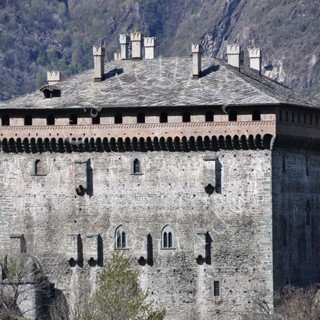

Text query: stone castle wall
(272, 147), (320, 291)
(0, 148), (273, 319)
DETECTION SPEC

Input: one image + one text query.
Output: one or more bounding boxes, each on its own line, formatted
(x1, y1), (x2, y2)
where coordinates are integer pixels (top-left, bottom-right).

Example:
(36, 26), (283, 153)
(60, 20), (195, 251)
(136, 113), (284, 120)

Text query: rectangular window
(213, 281), (220, 297)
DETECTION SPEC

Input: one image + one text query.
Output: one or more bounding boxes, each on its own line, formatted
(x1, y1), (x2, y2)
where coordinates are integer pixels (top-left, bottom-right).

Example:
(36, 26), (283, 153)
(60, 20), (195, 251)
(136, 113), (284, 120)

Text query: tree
(0, 254), (51, 320)
(84, 251), (165, 320)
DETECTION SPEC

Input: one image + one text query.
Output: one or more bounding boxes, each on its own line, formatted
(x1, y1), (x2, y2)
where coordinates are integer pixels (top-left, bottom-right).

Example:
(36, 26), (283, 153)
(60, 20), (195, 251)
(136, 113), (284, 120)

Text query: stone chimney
(226, 44), (241, 68)
(93, 45), (105, 82)
(119, 34), (129, 60)
(192, 44), (201, 79)
(114, 52), (121, 61)
(47, 71), (61, 85)
(248, 48), (261, 72)
(130, 32), (142, 60)
(144, 37), (156, 60)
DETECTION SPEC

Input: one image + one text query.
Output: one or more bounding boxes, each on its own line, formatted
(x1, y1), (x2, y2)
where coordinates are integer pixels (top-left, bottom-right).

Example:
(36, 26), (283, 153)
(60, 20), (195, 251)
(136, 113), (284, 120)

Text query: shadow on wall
(48, 288), (70, 320)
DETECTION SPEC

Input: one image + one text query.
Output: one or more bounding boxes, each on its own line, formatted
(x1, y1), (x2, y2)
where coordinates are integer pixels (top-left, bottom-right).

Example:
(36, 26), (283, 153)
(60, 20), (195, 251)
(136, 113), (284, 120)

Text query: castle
(0, 32), (318, 319)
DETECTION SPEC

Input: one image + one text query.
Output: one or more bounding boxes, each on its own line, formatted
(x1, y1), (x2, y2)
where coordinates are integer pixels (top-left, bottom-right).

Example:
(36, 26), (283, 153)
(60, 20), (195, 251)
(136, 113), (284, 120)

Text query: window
(132, 158), (141, 174)
(115, 113), (122, 124)
(34, 160), (43, 175)
(137, 113), (145, 123)
(285, 111), (288, 122)
(69, 114), (78, 125)
(162, 225), (174, 249)
(24, 114), (32, 126)
(205, 111), (214, 122)
(229, 111), (237, 121)
(92, 113), (100, 124)
(252, 110), (261, 121)
(182, 111), (190, 123)
(2, 115), (9, 126)
(160, 112), (168, 123)
(47, 114), (55, 125)
(279, 111), (282, 122)
(115, 226), (127, 249)
(291, 112), (294, 123)
(213, 280), (220, 297)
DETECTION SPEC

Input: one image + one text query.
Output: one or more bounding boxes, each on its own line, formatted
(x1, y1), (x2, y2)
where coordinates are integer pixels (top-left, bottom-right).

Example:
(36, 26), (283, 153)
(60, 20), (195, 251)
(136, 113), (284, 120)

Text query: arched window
(133, 158), (141, 174)
(47, 114), (55, 125)
(252, 110), (261, 121)
(2, 115), (9, 126)
(182, 112), (190, 123)
(115, 226), (127, 249)
(137, 113), (145, 123)
(160, 112), (168, 123)
(24, 114), (32, 126)
(162, 225), (174, 249)
(69, 114), (77, 125)
(229, 111), (237, 121)
(205, 111), (214, 122)
(115, 113), (122, 124)
(35, 159), (42, 175)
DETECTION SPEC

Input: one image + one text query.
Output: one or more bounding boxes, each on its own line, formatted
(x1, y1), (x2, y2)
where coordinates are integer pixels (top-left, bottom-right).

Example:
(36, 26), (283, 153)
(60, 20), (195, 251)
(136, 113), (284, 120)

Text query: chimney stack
(114, 52), (121, 61)
(93, 45), (105, 82)
(192, 44), (201, 79)
(130, 32), (142, 60)
(226, 44), (241, 68)
(248, 48), (261, 73)
(47, 71), (61, 85)
(119, 34), (129, 60)
(144, 37), (156, 59)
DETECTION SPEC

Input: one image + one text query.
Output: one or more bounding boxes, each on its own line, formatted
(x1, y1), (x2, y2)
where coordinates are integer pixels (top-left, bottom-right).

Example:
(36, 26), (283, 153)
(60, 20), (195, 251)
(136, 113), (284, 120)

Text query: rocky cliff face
(0, 0), (319, 101)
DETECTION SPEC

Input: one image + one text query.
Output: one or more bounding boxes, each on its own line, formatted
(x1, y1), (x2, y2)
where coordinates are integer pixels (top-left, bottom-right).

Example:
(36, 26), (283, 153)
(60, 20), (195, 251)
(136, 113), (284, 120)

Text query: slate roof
(0, 57), (316, 110)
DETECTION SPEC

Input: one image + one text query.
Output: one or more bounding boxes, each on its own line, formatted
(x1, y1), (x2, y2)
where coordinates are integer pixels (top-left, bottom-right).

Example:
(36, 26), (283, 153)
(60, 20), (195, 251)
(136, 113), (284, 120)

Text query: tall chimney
(144, 37), (156, 60)
(248, 48), (261, 72)
(130, 32), (142, 60)
(192, 44), (201, 79)
(47, 71), (61, 85)
(227, 44), (241, 68)
(119, 34), (129, 60)
(92, 45), (105, 82)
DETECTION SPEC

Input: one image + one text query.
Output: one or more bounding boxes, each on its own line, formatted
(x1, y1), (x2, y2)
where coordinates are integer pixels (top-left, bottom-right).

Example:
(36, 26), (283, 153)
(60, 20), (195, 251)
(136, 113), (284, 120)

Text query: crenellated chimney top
(144, 37), (156, 60)
(130, 32), (142, 60)
(119, 34), (129, 60)
(192, 44), (201, 79)
(47, 71), (61, 85)
(226, 44), (241, 69)
(92, 45), (105, 82)
(248, 48), (261, 73)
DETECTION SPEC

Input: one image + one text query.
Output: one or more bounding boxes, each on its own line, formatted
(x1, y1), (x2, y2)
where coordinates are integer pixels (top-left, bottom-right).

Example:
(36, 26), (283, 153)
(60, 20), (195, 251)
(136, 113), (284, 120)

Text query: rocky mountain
(0, 0), (319, 101)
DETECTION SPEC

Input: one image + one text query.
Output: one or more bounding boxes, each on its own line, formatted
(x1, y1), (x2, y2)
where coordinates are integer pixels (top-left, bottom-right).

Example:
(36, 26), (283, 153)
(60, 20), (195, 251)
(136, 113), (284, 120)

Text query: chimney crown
(119, 34), (129, 44)
(226, 44), (241, 55)
(248, 48), (261, 72)
(192, 44), (201, 53)
(144, 37), (156, 47)
(93, 45), (105, 56)
(114, 52), (121, 61)
(248, 48), (261, 58)
(47, 71), (61, 85)
(130, 32), (142, 42)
